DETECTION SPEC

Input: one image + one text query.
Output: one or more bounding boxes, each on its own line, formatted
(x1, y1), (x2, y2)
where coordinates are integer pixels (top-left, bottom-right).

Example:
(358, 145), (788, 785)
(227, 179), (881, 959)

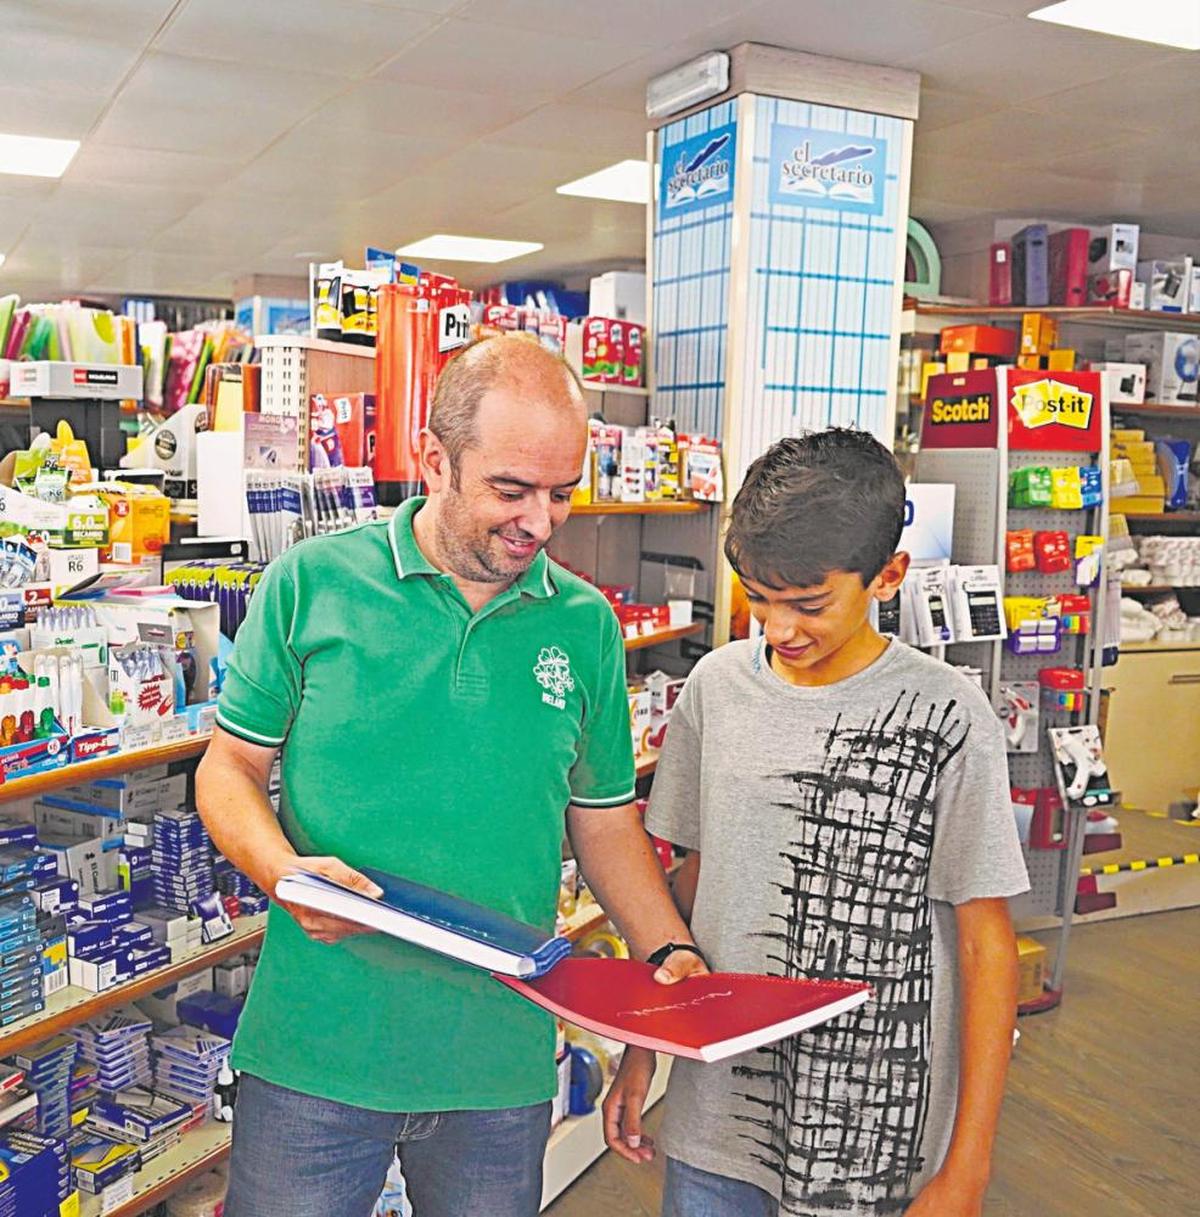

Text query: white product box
(1087, 223), (1139, 273)
(1130, 281), (1147, 310)
(620, 435), (647, 502)
(9, 362), (143, 401)
(1125, 332), (1200, 404)
(1090, 361), (1146, 404)
(588, 272), (647, 325)
(214, 957), (248, 998)
(1136, 257), (1192, 312)
(137, 966), (212, 1022)
(39, 835), (119, 895)
(68, 954), (120, 993)
(43, 548), (99, 594)
(1190, 266), (1200, 314)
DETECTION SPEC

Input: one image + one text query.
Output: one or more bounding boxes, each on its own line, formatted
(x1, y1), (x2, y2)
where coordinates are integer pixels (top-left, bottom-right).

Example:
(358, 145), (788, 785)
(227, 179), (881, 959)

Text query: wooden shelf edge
(0, 734), (212, 806)
(0, 919), (265, 1058)
(570, 501), (708, 516)
(623, 623), (704, 652)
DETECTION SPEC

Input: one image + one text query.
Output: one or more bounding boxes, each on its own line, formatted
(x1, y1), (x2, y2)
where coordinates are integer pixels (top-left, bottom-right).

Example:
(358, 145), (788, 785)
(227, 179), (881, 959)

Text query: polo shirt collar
(387, 496), (557, 599)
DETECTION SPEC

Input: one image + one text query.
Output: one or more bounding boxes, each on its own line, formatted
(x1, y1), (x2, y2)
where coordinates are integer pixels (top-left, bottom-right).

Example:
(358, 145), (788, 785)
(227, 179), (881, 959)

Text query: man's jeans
(224, 1073), (552, 1217)
(662, 1156), (779, 1217)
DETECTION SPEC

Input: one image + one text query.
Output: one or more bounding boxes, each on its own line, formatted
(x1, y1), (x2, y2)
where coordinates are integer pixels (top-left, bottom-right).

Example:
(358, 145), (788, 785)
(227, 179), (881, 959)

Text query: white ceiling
(0, 0), (1197, 301)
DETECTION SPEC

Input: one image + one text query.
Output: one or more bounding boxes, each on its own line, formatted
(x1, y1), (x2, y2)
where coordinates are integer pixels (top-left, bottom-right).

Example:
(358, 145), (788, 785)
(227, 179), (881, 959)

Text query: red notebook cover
(494, 958), (871, 1063)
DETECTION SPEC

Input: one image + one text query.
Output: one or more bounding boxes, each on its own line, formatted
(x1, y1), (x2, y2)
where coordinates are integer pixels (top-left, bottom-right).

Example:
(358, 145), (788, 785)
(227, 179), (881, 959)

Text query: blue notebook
(274, 867), (572, 978)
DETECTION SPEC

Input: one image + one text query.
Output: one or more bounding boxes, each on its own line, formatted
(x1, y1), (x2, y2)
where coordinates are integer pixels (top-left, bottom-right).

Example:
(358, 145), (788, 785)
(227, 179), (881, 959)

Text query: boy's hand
(651, 946), (710, 985)
(602, 1047), (657, 1163)
(904, 1168), (987, 1217)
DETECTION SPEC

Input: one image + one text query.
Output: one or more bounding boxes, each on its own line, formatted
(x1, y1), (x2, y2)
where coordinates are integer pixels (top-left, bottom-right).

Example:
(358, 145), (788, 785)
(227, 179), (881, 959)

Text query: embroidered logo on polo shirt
(533, 646), (575, 710)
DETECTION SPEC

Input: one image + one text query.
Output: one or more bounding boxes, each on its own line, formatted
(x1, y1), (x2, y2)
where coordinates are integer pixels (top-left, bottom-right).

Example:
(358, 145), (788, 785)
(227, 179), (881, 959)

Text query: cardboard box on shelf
(1136, 257), (1192, 313)
(939, 324), (1018, 359)
(589, 272), (646, 325)
(1087, 268), (1133, 309)
(1088, 223), (1139, 273)
(1048, 227), (1090, 307)
(81, 483), (170, 565)
(1090, 362), (1146, 404)
(1125, 332), (1200, 405)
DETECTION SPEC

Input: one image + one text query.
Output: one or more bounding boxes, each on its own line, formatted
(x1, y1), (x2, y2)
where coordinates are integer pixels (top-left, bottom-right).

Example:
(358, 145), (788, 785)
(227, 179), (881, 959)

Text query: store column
(647, 44), (920, 641)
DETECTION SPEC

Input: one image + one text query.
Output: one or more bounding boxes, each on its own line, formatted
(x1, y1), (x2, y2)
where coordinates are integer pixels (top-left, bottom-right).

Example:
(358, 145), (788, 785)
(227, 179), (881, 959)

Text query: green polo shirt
(216, 497), (635, 1111)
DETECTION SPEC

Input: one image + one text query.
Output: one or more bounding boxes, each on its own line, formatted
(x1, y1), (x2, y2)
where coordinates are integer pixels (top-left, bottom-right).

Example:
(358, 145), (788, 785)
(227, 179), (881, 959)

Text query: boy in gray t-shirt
(603, 430), (1029, 1217)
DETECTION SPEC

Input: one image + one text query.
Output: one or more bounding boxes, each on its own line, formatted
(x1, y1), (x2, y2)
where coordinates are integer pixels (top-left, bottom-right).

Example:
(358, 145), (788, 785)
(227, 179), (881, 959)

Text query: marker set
(245, 467), (377, 562)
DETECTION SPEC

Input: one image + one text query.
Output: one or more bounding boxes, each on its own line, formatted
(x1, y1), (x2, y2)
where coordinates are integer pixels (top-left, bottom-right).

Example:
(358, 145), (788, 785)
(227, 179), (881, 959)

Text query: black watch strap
(646, 942), (708, 968)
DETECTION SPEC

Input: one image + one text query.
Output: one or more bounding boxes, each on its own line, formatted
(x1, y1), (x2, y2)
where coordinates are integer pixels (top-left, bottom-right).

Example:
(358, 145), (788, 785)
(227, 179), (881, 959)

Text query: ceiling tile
(0, 28), (144, 99)
(895, 19), (1181, 103)
(0, 85), (110, 141)
(489, 195), (643, 245)
(492, 103), (647, 160)
(1, 240), (127, 292)
(916, 86), (1001, 133)
(453, 0), (740, 47)
(0, 0), (179, 45)
(915, 107), (1142, 165)
(311, 78), (536, 141)
(62, 144), (235, 190)
(701, 0), (1008, 65)
(356, 0), (466, 11)
(31, 181), (205, 241)
(157, 0), (437, 77)
(566, 44), (710, 113)
(374, 18), (641, 101)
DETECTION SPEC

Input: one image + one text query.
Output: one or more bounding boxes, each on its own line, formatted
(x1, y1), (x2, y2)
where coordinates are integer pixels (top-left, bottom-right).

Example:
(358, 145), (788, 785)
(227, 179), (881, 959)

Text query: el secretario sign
(659, 124), (737, 219)
(768, 124), (888, 216)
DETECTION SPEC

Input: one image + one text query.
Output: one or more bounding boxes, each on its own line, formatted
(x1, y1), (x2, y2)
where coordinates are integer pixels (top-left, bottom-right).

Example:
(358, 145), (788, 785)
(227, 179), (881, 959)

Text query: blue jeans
(224, 1073), (552, 1217)
(663, 1157), (779, 1217)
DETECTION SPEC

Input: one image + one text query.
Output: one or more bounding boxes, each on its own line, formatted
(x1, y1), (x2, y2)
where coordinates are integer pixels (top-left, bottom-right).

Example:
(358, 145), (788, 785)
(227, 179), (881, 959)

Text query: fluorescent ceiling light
(1028, 0), (1200, 49)
(557, 160), (649, 204)
(395, 234), (543, 263)
(0, 132), (80, 178)
(0, 254), (5, 269)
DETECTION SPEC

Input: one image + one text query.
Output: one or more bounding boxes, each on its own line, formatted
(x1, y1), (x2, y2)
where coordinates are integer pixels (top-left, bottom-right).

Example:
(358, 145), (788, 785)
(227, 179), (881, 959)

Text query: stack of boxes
(9, 1036), (77, 1141)
(151, 810), (214, 918)
(70, 1011), (152, 1095)
(0, 896), (45, 1028)
(1111, 428), (1167, 515)
(150, 1024), (231, 1113)
(0, 1128), (72, 1216)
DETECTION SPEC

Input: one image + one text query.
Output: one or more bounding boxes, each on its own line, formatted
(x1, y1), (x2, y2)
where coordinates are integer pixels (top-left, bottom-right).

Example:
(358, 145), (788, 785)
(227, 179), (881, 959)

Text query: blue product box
(30, 854), (58, 883)
(0, 823), (36, 850)
(0, 894), (36, 925)
(0, 727), (70, 783)
(76, 891), (132, 923)
(113, 923), (152, 948)
(176, 990), (244, 1039)
(0, 995), (44, 1026)
(66, 922), (112, 957)
(68, 727), (121, 765)
(32, 878), (78, 917)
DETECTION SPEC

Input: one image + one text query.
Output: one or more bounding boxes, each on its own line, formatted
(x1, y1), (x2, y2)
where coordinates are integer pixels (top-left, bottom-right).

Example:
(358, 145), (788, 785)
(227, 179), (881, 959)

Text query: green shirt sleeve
(568, 613), (636, 808)
(216, 561), (302, 747)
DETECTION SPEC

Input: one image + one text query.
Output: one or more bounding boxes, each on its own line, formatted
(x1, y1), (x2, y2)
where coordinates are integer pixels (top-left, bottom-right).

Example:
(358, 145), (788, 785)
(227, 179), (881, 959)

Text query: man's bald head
(428, 336), (587, 484)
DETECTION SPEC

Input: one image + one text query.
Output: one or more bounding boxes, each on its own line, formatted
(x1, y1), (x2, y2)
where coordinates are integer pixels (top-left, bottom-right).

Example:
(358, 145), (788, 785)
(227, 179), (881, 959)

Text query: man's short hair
(724, 428), (906, 588)
(427, 336), (581, 485)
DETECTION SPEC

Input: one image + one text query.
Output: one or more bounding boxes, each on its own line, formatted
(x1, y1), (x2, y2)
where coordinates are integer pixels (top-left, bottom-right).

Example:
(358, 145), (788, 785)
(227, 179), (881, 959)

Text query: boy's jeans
(224, 1073), (552, 1217)
(663, 1157), (780, 1217)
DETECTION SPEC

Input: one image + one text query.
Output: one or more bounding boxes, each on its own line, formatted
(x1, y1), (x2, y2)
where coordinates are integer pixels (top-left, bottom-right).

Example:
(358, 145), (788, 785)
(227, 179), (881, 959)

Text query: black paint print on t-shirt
(731, 691), (969, 1216)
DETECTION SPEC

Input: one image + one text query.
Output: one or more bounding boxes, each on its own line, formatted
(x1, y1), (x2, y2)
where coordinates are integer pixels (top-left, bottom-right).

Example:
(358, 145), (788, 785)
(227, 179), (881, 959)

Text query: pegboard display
(914, 367), (1110, 995)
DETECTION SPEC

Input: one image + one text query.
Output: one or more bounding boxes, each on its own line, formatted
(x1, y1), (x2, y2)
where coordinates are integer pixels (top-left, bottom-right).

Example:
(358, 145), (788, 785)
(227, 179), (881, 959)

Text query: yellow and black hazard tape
(1081, 853), (1200, 878)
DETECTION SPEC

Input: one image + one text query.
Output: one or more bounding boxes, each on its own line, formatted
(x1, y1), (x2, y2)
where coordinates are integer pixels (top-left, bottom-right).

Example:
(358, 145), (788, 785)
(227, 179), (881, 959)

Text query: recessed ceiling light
(0, 132), (80, 178)
(557, 160), (650, 205)
(394, 235), (543, 263)
(1028, 0), (1200, 49)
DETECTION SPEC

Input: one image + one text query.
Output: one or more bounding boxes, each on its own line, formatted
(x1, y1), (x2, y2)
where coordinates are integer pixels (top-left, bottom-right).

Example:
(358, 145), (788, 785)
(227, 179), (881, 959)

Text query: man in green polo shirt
(196, 337), (704, 1217)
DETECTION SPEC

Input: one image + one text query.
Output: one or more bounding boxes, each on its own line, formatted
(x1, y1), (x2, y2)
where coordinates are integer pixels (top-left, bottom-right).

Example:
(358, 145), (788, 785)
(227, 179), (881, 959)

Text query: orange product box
(93, 483), (170, 564)
(939, 324), (1018, 359)
(1047, 349), (1076, 371)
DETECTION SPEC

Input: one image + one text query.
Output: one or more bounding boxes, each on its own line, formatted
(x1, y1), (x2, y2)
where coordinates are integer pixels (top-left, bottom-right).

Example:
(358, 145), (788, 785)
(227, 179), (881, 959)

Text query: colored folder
(274, 868), (571, 978)
(495, 958), (872, 1062)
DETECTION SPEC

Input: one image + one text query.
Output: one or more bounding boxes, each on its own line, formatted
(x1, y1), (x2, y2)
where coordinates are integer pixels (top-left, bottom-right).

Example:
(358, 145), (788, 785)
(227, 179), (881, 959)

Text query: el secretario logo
(768, 124), (888, 217)
(1011, 380), (1094, 431)
(929, 394), (992, 426)
(660, 123), (737, 219)
(533, 646), (575, 711)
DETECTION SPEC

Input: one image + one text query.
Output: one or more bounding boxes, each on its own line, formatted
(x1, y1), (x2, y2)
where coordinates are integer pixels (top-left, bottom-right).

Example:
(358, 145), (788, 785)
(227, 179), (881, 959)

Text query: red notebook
(494, 958), (871, 1063)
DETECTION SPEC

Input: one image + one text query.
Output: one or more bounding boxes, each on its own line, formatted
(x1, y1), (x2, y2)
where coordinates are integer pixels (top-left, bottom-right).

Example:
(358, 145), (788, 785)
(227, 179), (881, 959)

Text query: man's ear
(872, 551), (910, 602)
(418, 428), (451, 493)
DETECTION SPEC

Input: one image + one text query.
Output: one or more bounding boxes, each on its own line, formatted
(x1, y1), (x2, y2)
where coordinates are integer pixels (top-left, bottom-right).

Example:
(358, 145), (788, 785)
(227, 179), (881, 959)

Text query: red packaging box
(606, 319), (625, 385)
(621, 322), (644, 387)
(1087, 268), (1133, 308)
(939, 324), (1018, 359)
(309, 393), (377, 470)
(1048, 228), (1090, 307)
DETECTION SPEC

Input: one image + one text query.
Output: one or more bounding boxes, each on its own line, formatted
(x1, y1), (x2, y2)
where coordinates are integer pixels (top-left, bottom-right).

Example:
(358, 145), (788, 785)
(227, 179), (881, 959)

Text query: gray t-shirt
(645, 638), (1029, 1217)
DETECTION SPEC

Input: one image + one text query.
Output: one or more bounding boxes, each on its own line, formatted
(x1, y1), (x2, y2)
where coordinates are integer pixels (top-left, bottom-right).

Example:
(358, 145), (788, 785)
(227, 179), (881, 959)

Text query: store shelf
(571, 501), (708, 517)
(623, 623), (703, 652)
(1112, 402), (1200, 418)
(1119, 585), (1198, 596)
(561, 902), (610, 944)
(256, 334), (375, 359)
(635, 750), (659, 778)
(1120, 512), (1200, 527)
(541, 1057), (672, 1209)
(0, 915), (265, 1057)
(908, 302), (1200, 335)
(0, 735), (211, 806)
(579, 383), (649, 398)
(1120, 640), (1200, 653)
(79, 1119), (231, 1217)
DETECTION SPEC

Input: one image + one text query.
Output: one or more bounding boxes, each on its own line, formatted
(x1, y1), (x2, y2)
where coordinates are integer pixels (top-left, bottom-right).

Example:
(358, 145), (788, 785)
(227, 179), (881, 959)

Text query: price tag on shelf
(101, 1175), (136, 1213)
(161, 717), (191, 744)
(196, 706), (218, 734)
(121, 723), (156, 753)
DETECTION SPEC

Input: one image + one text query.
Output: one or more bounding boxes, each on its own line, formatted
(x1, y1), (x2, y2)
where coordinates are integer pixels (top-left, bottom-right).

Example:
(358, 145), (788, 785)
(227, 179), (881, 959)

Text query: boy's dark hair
(724, 428), (906, 589)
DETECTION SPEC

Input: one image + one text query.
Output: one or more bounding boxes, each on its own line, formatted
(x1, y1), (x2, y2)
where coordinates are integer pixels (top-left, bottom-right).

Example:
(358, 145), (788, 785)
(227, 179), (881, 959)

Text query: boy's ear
(871, 551), (910, 602)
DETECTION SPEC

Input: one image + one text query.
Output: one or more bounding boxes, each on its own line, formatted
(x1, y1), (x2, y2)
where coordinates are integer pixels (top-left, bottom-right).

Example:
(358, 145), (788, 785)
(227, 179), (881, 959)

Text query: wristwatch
(646, 942), (708, 968)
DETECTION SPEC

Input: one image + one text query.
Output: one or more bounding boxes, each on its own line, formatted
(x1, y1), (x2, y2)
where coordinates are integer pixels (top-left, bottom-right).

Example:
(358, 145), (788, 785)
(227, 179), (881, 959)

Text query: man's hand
(904, 1168), (987, 1217)
(602, 1047), (657, 1164)
(270, 855), (384, 945)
